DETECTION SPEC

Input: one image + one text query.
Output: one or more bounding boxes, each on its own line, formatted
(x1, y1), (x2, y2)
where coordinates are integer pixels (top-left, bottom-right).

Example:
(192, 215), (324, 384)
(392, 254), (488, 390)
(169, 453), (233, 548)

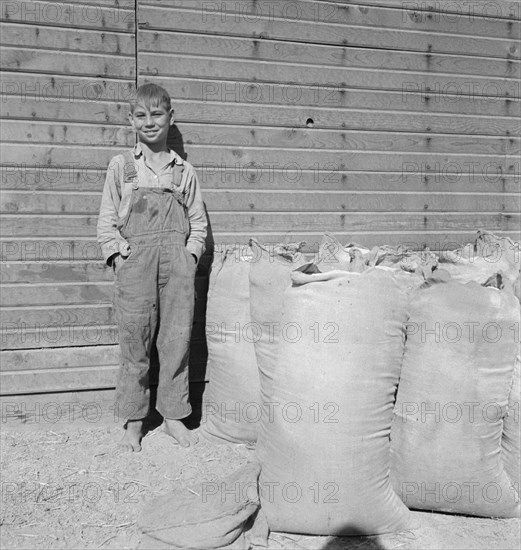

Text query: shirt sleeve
(183, 164), (208, 262)
(97, 156), (124, 265)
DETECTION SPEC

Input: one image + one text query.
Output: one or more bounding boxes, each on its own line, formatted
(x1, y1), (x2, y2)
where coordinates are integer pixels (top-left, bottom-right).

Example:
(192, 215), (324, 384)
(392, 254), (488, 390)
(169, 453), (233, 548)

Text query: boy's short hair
(130, 83), (171, 112)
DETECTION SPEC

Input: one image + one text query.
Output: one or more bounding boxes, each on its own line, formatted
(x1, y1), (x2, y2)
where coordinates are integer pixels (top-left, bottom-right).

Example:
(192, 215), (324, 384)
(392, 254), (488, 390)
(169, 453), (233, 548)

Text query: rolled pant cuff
(114, 397), (149, 422)
(156, 403), (192, 421)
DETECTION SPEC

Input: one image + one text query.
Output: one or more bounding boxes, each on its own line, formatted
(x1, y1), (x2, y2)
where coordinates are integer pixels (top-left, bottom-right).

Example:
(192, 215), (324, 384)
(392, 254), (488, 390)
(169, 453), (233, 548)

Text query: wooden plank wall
(0, 0), (136, 394)
(138, 0), (520, 248)
(1, 0), (520, 396)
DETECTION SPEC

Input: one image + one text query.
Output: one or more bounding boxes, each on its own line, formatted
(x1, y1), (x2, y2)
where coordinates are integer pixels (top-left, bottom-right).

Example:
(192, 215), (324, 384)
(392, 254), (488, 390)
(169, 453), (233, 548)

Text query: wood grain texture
(2, 46), (135, 78)
(1, 0), (135, 32)
(4, 74), (520, 119)
(139, 5), (520, 58)
(2, 23), (135, 54)
(140, 54), (520, 98)
(3, 121), (519, 154)
(0, 73), (135, 104)
(1, 191), (518, 217)
(1, 167), (519, 193)
(143, 0), (521, 30)
(311, 0), (521, 20)
(3, 142), (518, 172)
(139, 30), (521, 78)
(3, 89), (519, 130)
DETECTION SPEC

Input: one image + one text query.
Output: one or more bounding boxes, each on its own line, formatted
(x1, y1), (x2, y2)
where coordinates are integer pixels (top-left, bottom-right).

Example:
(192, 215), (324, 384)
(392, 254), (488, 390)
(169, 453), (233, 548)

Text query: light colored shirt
(97, 143), (207, 264)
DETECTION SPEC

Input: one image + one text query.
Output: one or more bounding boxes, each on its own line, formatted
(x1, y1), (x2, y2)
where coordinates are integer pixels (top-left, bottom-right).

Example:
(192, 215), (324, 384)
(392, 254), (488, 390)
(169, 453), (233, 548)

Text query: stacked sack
(390, 275), (520, 517)
(201, 246), (260, 444)
(255, 246), (422, 534)
(248, 239), (306, 406)
(436, 231), (520, 287)
(202, 241), (305, 444)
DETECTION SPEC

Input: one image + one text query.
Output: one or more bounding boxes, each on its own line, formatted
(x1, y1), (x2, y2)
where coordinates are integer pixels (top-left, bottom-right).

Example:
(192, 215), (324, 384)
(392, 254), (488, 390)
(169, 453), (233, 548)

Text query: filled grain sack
(256, 268), (417, 535)
(438, 231), (520, 286)
(201, 248), (260, 444)
(390, 278), (520, 517)
(248, 239), (306, 405)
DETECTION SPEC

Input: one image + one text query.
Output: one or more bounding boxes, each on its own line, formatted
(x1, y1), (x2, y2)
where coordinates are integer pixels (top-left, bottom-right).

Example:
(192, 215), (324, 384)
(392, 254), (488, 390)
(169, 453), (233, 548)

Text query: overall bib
(114, 172), (196, 421)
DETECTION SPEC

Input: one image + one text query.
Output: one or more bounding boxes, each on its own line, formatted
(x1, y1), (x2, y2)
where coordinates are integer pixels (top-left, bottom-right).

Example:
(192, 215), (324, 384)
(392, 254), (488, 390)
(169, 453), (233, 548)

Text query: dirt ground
(1, 412), (519, 550)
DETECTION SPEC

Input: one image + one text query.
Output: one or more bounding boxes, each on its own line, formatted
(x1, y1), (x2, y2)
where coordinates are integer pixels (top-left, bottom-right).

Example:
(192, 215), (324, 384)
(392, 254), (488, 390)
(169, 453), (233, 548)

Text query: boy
(97, 83), (207, 451)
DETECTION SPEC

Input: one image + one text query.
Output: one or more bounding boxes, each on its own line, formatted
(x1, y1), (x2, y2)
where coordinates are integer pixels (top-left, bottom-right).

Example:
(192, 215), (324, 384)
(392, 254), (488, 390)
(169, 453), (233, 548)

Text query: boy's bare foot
(163, 419), (199, 448)
(118, 419), (143, 452)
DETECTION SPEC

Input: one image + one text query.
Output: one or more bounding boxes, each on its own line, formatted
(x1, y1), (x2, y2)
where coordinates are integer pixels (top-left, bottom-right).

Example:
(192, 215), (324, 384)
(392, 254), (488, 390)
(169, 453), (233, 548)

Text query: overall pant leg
(114, 242), (159, 421)
(155, 239), (197, 420)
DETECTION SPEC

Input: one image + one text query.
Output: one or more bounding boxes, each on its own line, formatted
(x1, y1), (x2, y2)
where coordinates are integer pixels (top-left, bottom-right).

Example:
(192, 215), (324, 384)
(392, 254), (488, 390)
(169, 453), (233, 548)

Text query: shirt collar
(132, 143), (184, 166)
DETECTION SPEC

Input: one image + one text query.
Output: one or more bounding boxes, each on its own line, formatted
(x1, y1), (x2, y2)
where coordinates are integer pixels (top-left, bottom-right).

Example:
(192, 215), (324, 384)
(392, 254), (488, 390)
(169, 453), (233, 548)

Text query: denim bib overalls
(114, 156), (196, 421)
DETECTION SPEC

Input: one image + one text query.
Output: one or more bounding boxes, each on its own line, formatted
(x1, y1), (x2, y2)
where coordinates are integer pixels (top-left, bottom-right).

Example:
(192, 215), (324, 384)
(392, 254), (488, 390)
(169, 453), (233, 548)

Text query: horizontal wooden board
(1, 0), (135, 32)
(2, 345), (118, 372)
(139, 6), (520, 59)
(175, 103), (521, 136)
(138, 30), (521, 79)
(1, 121), (134, 147)
(2, 143), (518, 173)
(0, 96), (134, 125)
(0, 322), (117, 349)
(1, 343), (208, 373)
(1, 282), (113, 307)
(1, 22), (135, 55)
(2, 121), (518, 155)
(206, 212), (521, 234)
(2, 47), (135, 78)
(0, 261), (211, 285)
(188, 146), (521, 173)
(1, 284), (208, 320)
(180, 126), (521, 155)
(0, 360), (208, 396)
(0, 73), (135, 106)
(0, 303), (206, 333)
(1, 167), (519, 194)
(1, 303), (116, 326)
(320, 0), (521, 20)
(1, 191), (518, 218)
(141, 54), (520, 99)
(0, 320), (206, 350)
(142, 1), (521, 33)
(0, 261), (112, 284)
(0, 366), (118, 394)
(164, 77), (521, 112)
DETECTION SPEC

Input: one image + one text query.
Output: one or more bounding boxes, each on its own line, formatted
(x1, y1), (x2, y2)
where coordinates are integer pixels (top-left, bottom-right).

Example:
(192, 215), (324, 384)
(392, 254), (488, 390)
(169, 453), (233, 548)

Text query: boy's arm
(97, 156), (124, 266)
(184, 165), (207, 262)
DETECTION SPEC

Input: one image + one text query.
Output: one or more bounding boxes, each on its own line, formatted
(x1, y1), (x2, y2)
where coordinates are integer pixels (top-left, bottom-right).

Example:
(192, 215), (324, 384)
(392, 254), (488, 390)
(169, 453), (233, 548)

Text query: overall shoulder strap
(117, 150), (137, 195)
(171, 160), (186, 203)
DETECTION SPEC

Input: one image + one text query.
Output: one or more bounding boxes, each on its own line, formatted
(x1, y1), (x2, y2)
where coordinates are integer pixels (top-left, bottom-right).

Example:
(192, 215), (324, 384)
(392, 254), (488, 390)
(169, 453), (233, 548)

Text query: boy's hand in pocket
(118, 240), (131, 257)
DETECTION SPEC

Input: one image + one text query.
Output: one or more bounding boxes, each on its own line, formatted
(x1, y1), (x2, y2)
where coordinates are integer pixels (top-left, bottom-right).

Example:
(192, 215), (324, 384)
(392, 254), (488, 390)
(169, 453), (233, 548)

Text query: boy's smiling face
(129, 102), (174, 146)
